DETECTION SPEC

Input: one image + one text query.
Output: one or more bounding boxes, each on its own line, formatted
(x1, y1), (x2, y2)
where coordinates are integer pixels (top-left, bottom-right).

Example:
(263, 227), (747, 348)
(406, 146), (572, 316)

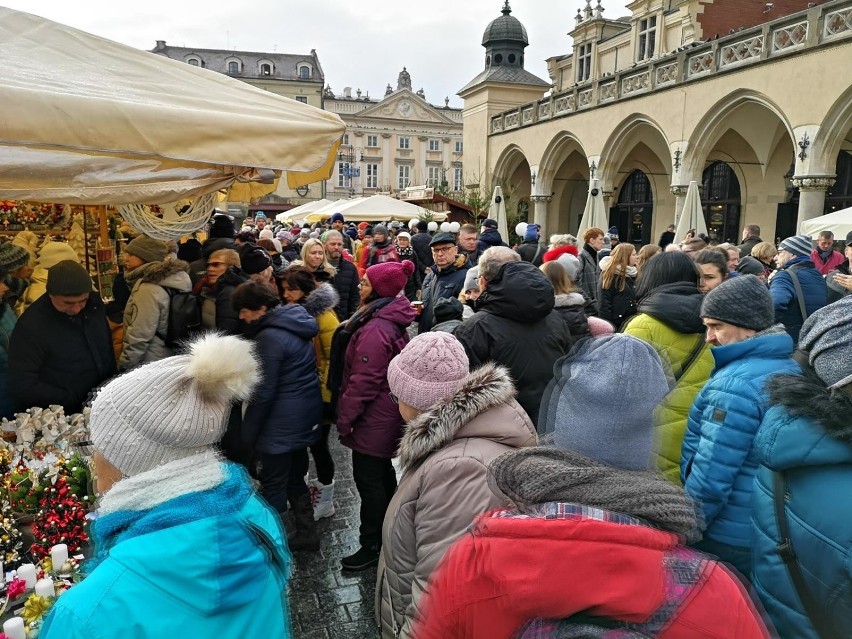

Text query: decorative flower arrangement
(30, 478), (88, 560)
(0, 407), (89, 459)
(0, 202), (66, 229)
(0, 501), (23, 567)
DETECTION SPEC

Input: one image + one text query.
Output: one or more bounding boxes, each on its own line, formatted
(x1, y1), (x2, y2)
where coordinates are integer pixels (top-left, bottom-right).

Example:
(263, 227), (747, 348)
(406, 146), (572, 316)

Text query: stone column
(530, 195), (552, 241)
(670, 185), (689, 226)
(793, 177), (835, 230)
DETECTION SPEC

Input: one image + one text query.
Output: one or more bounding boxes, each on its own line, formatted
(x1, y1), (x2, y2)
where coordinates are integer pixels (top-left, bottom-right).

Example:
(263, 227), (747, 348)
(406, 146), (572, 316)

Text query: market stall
(0, 9), (346, 630)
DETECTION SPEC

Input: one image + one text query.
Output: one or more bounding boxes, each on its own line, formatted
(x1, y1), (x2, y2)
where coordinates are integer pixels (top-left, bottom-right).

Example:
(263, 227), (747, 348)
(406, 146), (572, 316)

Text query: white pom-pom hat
(408, 218), (418, 230)
(515, 222), (528, 237)
(89, 334), (260, 477)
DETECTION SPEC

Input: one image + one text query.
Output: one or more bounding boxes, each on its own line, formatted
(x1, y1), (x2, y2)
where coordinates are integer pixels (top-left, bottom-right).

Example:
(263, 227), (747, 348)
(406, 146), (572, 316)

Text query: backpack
(158, 287), (202, 347)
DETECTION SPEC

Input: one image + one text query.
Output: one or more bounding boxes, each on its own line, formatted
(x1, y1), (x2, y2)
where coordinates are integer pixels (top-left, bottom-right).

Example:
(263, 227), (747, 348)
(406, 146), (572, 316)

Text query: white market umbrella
(304, 194), (444, 223)
(577, 179), (609, 237)
(276, 199), (333, 223)
(673, 181), (708, 243)
(488, 186), (509, 242)
(800, 205), (852, 239)
(0, 7), (345, 205)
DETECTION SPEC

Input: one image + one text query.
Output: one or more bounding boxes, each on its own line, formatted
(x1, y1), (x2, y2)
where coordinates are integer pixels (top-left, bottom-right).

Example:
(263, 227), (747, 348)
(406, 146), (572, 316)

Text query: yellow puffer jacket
(302, 283), (340, 404)
(621, 282), (713, 485)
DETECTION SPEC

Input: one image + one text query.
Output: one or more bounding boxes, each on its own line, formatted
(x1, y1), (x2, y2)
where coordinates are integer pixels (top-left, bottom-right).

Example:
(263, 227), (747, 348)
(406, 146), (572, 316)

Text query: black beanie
(240, 245), (272, 275)
(210, 215), (236, 239)
(433, 297), (464, 324)
(416, 220), (428, 232)
(46, 260), (94, 296)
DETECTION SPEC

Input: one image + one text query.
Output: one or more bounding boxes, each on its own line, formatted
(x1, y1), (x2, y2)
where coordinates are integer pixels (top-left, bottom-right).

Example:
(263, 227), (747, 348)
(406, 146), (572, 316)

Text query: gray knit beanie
(540, 334), (671, 471)
(799, 296), (852, 390)
(125, 235), (169, 264)
(89, 334), (260, 477)
(463, 266), (480, 293)
(701, 275), (774, 331)
(0, 242), (31, 273)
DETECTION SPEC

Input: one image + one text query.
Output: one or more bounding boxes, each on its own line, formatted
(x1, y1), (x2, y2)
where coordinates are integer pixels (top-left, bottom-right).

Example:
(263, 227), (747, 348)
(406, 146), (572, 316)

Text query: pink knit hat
(587, 316), (615, 336)
(366, 260), (415, 298)
(387, 332), (470, 410)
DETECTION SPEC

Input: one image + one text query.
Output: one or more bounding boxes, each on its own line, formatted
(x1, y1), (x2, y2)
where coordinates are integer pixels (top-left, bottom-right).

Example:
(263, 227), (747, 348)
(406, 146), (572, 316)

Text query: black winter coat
(397, 248), (423, 301)
(418, 254), (471, 332)
(242, 305), (322, 454)
(329, 258), (360, 320)
(454, 261), (573, 428)
(189, 237), (236, 286)
(552, 292), (590, 338)
(599, 275), (637, 330)
(516, 240), (545, 266)
(9, 293), (115, 413)
(411, 231), (434, 273)
(203, 267), (248, 335)
(477, 228), (508, 253)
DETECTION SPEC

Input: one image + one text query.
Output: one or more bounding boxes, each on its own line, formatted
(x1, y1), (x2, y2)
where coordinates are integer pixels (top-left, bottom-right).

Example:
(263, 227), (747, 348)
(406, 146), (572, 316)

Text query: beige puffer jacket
(375, 363), (536, 638)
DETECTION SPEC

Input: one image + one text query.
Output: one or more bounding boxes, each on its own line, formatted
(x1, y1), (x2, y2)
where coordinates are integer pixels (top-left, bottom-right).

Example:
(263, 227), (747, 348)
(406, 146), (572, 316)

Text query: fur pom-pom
(185, 333), (259, 402)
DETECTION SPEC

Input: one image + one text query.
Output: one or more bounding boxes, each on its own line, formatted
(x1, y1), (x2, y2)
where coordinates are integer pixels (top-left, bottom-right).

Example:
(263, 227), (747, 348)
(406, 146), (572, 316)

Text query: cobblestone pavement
(288, 436), (383, 639)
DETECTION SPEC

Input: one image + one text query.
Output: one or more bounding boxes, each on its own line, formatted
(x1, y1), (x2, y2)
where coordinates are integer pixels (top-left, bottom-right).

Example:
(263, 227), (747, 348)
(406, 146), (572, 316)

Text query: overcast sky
(4, 0), (632, 107)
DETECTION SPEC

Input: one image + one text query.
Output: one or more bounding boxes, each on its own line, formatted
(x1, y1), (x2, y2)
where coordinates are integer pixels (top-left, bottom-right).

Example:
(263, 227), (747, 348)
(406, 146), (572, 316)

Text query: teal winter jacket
(41, 459), (291, 639)
(752, 370), (852, 639)
(681, 328), (799, 549)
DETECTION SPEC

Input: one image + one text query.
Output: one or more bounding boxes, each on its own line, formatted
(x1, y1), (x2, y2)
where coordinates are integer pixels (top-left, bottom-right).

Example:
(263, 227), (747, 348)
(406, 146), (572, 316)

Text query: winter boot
(341, 544), (380, 571)
(287, 492), (320, 552)
(311, 479), (335, 520)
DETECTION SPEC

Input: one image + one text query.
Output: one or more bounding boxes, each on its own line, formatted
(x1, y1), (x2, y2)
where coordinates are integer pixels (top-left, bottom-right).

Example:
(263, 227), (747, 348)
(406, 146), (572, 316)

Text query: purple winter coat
(337, 295), (415, 457)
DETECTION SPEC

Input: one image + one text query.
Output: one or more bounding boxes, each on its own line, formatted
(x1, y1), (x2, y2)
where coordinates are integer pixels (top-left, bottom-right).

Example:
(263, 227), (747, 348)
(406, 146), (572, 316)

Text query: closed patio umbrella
(674, 181), (708, 243)
(577, 179), (608, 237)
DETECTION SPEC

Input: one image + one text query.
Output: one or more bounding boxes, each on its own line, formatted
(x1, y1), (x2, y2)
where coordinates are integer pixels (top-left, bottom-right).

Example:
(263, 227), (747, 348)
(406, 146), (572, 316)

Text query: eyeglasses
(431, 246), (456, 254)
(207, 261), (226, 268)
(389, 392), (399, 404)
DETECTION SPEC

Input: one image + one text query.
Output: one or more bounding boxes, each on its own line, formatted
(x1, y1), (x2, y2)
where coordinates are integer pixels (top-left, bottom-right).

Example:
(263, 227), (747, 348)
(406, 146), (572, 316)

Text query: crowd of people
(2, 209), (850, 638)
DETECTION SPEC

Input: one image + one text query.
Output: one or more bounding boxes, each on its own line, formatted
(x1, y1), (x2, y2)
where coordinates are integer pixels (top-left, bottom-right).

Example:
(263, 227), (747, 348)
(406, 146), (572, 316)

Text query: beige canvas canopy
(303, 195), (446, 223)
(0, 7), (345, 205)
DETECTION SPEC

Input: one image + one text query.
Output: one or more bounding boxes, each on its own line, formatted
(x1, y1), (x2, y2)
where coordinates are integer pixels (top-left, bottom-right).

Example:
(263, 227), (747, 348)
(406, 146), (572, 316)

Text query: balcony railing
(489, 0), (852, 135)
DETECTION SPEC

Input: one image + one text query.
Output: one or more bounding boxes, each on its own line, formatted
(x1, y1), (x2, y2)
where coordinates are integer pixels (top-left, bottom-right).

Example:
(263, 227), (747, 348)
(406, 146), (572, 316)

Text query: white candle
(50, 544), (69, 569)
(34, 577), (55, 598)
(16, 563), (37, 589)
(2, 617), (26, 639)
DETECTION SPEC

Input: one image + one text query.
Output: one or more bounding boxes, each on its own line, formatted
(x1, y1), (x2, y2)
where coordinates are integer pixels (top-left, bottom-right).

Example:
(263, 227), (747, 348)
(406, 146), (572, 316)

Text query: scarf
(124, 261), (161, 284)
(395, 244), (415, 260)
(89, 460), (252, 571)
(488, 447), (701, 541)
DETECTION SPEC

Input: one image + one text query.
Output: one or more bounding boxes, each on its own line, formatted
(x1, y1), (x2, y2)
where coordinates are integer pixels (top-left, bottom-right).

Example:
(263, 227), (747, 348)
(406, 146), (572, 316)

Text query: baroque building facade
(322, 69), (463, 199)
(462, 0), (852, 245)
(151, 41), (326, 203)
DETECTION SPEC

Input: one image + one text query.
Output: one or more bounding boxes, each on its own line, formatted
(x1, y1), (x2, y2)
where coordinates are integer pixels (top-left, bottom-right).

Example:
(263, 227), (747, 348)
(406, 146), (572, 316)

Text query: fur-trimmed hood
(554, 292), (585, 308)
(397, 363), (536, 471)
(302, 282), (339, 319)
(126, 258), (191, 288)
(767, 367), (852, 443)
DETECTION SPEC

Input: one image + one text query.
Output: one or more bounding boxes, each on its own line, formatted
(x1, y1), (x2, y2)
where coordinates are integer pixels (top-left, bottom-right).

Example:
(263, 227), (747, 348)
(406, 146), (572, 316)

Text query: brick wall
(697, 0), (827, 40)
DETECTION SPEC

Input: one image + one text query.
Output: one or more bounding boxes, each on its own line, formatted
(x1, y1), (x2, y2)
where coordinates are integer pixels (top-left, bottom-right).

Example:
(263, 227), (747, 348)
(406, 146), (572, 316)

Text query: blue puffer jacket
(41, 458), (291, 639)
(681, 327), (799, 548)
(752, 370), (852, 639)
(243, 304), (322, 454)
(769, 256), (827, 342)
